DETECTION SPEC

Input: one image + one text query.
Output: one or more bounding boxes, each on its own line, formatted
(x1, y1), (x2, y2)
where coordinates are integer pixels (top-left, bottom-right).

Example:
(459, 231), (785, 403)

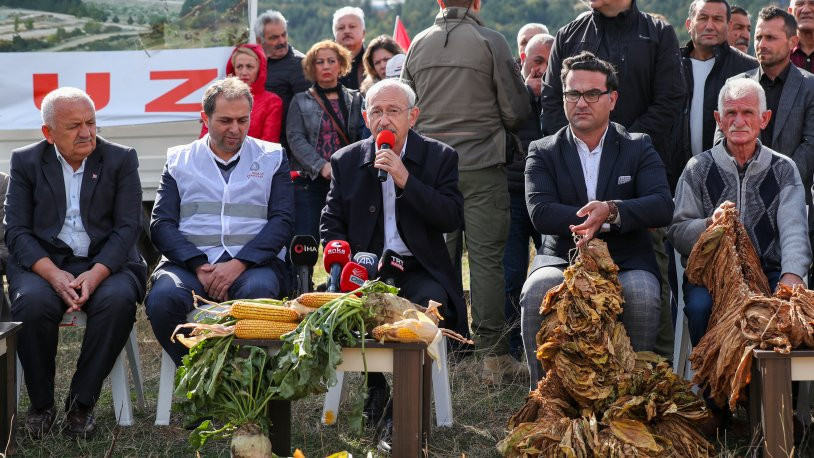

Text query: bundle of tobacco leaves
(499, 239), (713, 457)
(686, 207), (814, 409)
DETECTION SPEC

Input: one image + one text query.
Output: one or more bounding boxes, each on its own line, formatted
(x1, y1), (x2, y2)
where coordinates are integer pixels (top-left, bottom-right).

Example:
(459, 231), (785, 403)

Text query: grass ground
(11, 249), (811, 457)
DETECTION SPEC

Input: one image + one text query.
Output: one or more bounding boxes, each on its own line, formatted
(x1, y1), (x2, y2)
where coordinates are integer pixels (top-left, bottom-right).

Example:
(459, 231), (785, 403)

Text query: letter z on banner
(0, 47), (233, 130)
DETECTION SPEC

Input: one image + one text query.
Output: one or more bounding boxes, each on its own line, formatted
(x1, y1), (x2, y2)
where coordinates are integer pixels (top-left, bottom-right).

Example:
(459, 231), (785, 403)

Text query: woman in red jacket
(201, 44), (283, 142)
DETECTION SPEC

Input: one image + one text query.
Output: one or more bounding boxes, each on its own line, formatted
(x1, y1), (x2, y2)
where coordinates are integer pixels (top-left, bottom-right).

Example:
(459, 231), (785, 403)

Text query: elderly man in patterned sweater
(669, 77), (811, 347)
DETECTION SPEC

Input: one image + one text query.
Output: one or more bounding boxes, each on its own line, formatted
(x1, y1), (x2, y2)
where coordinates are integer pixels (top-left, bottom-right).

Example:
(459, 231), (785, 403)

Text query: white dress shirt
(573, 126), (619, 229)
(54, 146), (91, 257)
(380, 140), (413, 257)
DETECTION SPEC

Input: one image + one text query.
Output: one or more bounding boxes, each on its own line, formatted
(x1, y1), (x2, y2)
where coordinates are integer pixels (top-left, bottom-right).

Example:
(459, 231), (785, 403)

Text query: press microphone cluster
(376, 130), (396, 183)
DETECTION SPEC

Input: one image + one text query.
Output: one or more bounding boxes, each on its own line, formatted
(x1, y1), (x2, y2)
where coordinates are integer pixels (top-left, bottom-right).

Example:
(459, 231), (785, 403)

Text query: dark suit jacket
(4, 137), (147, 294)
(716, 64), (814, 204)
(526, 122), (674, 278)
(320, 130), (466, 334)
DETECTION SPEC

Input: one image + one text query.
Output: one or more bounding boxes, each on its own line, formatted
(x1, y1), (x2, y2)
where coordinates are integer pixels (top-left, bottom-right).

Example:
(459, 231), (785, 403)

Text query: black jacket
(320, 130), (467, 335)
(526, 123), (674, 279)
(541, 0), (686, 189)
(5, 137), (147, 294)
(679, 41), (758, 156)
(507, 86), (542, 194)
(264, 45), (310, 150)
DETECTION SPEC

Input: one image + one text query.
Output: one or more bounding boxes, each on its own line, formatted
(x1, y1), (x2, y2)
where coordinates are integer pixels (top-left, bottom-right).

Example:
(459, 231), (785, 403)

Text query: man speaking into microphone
(320, 78), (465, 444)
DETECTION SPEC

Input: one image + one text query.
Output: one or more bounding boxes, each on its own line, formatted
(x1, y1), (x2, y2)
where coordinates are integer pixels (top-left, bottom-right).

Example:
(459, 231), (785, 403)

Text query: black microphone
(353, 252), (379, 280)
(378, 249), (405, 286)
(376, 130), (396, 183)
(289, 235), (319, 295)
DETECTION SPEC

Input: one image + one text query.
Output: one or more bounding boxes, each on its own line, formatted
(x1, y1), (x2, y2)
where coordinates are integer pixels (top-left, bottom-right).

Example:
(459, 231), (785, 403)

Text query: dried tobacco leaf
(501, 239), (712, 457)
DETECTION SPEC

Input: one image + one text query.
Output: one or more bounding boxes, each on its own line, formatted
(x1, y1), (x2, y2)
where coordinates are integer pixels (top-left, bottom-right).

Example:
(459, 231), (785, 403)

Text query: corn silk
(498, 239), (713, 457)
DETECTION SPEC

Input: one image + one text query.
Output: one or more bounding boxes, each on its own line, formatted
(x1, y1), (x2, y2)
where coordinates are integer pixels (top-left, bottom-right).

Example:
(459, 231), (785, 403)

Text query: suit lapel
(595, 127), (619, 201)
(773, 66), (802, 145)
(79, 146), (103, 230)
(563, 129), (589, 203)
(360, 138), (383, 246)
(41, 143), (67, 225)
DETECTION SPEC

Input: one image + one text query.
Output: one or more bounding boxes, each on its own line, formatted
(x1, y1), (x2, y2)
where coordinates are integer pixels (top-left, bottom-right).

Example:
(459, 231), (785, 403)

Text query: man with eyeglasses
(320, 78), (465, 449)
(520, 52), (674, 390)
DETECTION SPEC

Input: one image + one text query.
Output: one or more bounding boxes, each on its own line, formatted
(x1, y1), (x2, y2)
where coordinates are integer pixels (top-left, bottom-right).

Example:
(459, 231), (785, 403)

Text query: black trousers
(8, 257), (139, 411)
(369, 256), (448, 389)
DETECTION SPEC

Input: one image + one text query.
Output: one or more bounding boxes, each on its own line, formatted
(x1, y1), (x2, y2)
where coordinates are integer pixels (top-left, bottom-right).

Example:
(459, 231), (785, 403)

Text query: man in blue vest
(145, 77), (294, 366)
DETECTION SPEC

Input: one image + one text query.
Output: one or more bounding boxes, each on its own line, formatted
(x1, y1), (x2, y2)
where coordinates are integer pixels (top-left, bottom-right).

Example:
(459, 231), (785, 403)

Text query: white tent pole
(248, 0), (258, 44)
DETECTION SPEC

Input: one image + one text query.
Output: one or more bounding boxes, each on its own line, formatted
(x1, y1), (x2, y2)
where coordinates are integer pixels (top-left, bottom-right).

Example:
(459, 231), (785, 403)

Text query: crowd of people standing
(9, 0), (814, 449)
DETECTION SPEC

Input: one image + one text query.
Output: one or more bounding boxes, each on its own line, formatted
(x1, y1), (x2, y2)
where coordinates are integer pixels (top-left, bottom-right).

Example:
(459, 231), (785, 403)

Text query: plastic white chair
(321, 335), (454, 428)
(672, 250), (693, 381)
(16, 311), (145, 426)
(155, 310), (205, 426)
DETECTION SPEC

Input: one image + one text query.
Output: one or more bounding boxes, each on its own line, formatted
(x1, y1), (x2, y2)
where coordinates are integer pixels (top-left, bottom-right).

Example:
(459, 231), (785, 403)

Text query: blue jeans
(503, 190), (541, 358)
(683, 270), (781, 347)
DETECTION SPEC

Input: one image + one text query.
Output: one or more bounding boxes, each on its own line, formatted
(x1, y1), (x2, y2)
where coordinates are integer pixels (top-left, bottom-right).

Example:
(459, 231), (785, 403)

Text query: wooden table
(0, 322), (21, 454)
(234, 339), (432, 458)
(749, 349), (814, 457)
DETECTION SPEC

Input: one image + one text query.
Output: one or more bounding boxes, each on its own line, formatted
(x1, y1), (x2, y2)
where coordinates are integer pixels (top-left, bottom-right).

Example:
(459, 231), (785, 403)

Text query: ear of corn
(234, 319), (299, 339)
(296, 292), (344, 307)
(230, 301), (301, 322)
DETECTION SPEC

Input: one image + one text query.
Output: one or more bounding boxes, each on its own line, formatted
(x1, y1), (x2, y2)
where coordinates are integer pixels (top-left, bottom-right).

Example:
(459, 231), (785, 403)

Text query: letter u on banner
(32, 73), (111, 110)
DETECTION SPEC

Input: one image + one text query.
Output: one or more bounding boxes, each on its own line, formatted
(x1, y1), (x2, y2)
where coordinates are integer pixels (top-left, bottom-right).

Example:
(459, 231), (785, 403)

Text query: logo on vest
(247, 161), (264, 179)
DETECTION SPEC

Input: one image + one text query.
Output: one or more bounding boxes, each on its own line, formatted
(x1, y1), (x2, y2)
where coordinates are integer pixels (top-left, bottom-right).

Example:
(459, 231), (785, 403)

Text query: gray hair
(333, 6), (365, 32)
(365, 78), (416, 109)
(717, 78), (767, 114)
(255, 10), (287, 39)
(202, 77), (253, 118)
(526, 33), (555, 51)
(41, 87), (95, 127)
(517, 23), (549, 45)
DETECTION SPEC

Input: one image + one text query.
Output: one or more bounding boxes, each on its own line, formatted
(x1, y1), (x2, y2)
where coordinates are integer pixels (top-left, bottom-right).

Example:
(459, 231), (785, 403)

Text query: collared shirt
(573, 125), (620, 229)
(791, 44), (814, 73)
(207, 136), (241, 182)
(758, 63), (791, 147)
(54, 146), (91, 257)
(380, 140), (412, 257)
(689, 57), (716, 156)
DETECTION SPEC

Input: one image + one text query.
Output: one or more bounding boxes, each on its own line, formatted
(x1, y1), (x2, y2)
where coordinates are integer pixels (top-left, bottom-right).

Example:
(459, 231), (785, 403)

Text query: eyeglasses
(563, 89), (612, 103)
(367, 107), (410, 120)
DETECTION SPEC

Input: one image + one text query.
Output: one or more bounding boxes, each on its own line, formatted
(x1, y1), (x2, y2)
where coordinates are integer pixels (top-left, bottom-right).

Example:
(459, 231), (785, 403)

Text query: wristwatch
(604, 200), (618, 225)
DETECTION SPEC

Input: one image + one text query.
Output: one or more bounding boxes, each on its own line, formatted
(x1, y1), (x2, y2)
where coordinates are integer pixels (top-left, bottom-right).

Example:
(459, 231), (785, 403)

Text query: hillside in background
(0, 0), (781, 53)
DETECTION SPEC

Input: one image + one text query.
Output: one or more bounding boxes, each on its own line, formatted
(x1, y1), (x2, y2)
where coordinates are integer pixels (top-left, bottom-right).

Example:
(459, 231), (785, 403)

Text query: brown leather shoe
(24, 406), (56, 438)
(63, 404), (96, 440)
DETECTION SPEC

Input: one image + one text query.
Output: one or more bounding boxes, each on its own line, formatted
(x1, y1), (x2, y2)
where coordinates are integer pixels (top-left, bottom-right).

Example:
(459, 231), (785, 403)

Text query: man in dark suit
(520, 52), (674, 390)
(320, 78), (465, 447)
(5, 87), (147, 439)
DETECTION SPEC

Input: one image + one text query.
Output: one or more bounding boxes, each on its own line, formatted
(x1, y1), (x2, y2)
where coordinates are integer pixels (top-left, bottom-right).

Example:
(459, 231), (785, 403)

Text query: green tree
(24, 18), (34, 30)
(112, 15), (120, 24)
(127, 15), (134, 25)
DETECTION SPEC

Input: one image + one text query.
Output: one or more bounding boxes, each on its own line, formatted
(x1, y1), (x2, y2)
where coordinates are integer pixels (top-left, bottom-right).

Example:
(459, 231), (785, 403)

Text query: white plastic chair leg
(109, 348), (134, 426)
(321, 371), (347, 425)
(125, 327), (145, 410)
(431, 337), (453, 427)
(797, 381), (812, 426)
(155, 350), (176, 426)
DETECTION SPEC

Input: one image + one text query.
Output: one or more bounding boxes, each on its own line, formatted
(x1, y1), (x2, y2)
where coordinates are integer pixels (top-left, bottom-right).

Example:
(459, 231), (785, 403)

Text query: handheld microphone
(289, 235), (319, 294)
(376, 130), (396, 183)
(353, 252), (379, 281)
(323, 240), (351, 292)
(340, 261), (369, 293)
(378, 249), (405, 286)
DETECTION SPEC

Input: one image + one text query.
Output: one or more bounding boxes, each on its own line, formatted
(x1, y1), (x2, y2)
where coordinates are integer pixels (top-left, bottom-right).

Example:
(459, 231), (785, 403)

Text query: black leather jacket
(541, 0), (686, 190)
